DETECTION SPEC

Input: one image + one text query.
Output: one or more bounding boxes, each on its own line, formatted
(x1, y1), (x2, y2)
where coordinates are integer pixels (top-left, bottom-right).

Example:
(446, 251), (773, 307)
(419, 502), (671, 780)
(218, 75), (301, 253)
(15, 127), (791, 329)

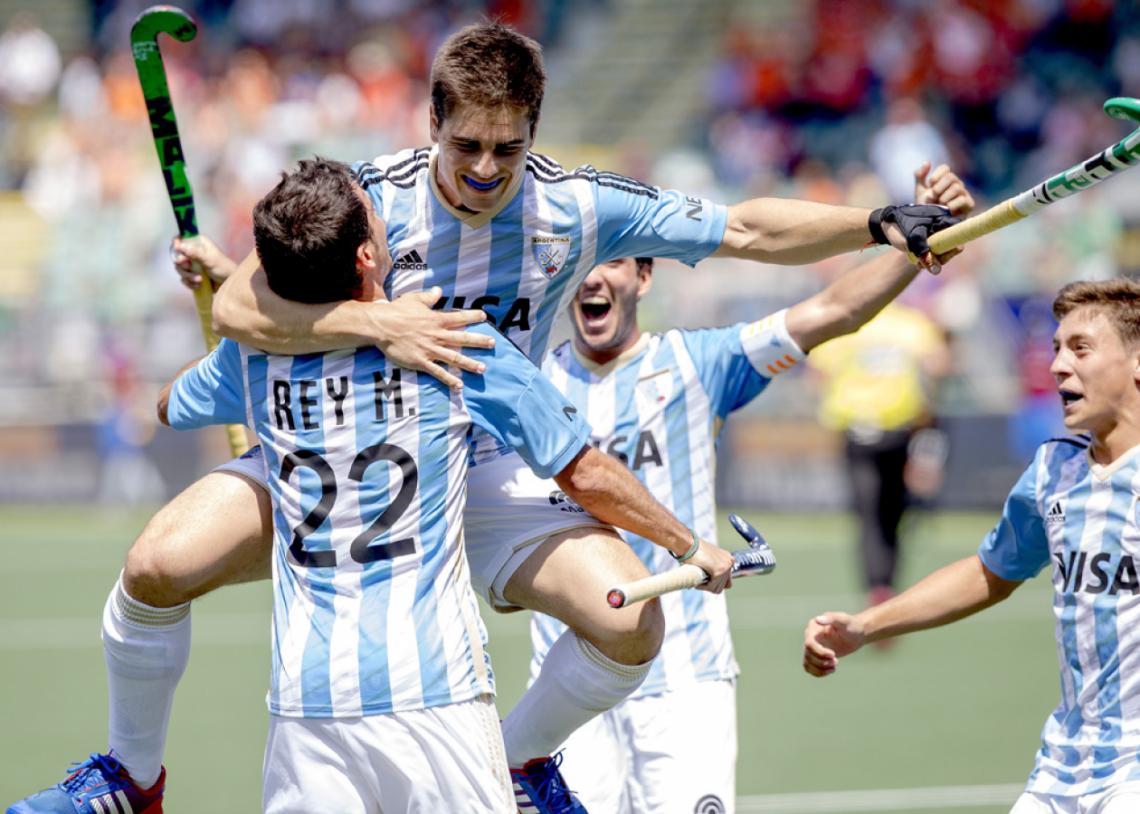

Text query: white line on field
(736, 782), (1023, 813)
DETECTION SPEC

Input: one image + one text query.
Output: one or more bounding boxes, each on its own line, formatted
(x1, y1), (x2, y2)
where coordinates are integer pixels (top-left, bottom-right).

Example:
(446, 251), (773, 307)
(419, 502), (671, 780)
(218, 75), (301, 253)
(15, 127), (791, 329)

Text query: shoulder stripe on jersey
(356, 149), (431, 190)
(525, 154), (657, 193)
(372, 147), (431, 177)
(1047, 434), (1091, 449)
(358, 160), (429, 191)
(525, 161), (659, 199)
(528, 152), (563, 173)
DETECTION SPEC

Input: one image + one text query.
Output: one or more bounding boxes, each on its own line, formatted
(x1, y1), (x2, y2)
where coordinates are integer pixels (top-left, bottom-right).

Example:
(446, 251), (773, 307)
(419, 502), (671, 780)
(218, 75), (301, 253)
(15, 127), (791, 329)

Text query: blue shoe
(7, 753), (164, 814)
(510, 752), (588, 813)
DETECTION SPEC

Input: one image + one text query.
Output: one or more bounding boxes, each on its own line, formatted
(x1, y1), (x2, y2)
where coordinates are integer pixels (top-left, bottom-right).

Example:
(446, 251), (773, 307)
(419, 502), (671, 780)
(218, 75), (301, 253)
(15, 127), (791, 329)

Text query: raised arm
(802, 554), (1021, 676)
(784, 163), (974, 352)
(714, 164), (964, 270)
(713, 199), (873, 265)
(553, 446), (735, 593)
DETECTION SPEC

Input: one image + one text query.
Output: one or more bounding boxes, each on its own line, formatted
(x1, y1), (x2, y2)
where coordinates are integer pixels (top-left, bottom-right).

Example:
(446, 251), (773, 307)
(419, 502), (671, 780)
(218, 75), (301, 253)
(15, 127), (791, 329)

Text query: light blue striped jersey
(978, 436), (1140, 796)
(166, 323), (591, 718)
(530, 311), (806, 697)
(353, 148), (727, 463)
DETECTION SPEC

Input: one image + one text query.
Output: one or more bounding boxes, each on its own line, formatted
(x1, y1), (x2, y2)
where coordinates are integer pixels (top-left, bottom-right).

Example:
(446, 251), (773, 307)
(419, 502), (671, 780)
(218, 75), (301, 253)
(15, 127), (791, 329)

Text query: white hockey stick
(606, 514), (775, 609)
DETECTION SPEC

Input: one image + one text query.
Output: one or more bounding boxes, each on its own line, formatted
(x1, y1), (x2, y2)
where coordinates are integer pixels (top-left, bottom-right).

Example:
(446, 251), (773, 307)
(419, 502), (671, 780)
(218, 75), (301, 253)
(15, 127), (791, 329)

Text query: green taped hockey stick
(928, 97), (1140, 254)
(131, 5), (247, 456)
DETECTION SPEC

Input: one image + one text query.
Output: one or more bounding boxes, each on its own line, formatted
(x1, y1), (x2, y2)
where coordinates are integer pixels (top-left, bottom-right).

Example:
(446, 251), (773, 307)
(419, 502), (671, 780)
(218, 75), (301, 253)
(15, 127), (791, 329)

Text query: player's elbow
(786, 297), (857, 352)
(552, 446), (606, 504)
(156, 385), (173, 427)
(210, 283), (243, 340)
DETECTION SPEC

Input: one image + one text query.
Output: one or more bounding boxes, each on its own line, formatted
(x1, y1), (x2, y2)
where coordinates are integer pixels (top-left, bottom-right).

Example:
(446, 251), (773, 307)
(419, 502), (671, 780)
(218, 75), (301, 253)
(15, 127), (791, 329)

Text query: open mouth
(1059, 389), (1083, 407)
(579, 296), (611, 325)
(462, 175), (503, 192)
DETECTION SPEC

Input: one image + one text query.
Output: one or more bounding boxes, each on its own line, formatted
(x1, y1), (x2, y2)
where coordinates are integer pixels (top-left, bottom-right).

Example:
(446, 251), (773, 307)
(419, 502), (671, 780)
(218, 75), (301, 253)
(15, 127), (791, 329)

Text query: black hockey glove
(868, 204), (960, 257)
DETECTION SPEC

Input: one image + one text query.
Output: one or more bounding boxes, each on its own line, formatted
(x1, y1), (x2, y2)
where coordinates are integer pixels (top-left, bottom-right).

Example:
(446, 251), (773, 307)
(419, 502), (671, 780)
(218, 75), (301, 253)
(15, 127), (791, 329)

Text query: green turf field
(0, 507), (1057, 813)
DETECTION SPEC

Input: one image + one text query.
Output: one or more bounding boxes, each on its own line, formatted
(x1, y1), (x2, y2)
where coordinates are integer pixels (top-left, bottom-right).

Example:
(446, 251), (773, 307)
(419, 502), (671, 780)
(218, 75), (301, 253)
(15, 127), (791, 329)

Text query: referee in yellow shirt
(809, 302), (951, 607)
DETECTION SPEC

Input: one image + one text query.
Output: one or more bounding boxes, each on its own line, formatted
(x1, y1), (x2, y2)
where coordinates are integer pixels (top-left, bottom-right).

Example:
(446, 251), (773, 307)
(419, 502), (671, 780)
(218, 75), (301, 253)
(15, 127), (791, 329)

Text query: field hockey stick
(606, 514), (776, 609)
(131, 6), (248, 456)
(925, 97), (1140, 255)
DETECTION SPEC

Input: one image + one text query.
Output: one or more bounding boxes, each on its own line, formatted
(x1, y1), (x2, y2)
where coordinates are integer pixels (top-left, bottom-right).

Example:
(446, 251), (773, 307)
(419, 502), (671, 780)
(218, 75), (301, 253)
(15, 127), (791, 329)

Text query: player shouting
(9, 21), (956, 814)
(804, 278), (1140, 813)
(529, 163), (971, 813)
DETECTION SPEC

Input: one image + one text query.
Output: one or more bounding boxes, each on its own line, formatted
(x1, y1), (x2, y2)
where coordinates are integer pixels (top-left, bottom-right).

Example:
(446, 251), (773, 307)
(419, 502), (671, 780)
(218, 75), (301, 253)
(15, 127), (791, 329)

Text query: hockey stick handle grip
(190, 280), (248, 455)
(607, 564), (707, 609)
(926, 198), (1025, 255)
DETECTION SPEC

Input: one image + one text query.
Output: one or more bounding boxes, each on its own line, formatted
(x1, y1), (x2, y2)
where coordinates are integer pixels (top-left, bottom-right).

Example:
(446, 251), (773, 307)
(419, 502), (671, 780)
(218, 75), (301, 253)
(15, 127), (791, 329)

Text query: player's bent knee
(627, 596), (665, 662)
(592, 596), (664, 665)
(122, 531), (195, 608)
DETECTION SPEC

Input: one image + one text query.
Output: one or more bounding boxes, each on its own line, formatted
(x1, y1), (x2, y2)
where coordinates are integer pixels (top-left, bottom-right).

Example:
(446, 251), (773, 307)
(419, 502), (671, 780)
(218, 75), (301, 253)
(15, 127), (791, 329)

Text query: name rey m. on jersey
(979, 435), (1140, 796)
(164, 322), (591, 718)
(531, 310), (804, 697)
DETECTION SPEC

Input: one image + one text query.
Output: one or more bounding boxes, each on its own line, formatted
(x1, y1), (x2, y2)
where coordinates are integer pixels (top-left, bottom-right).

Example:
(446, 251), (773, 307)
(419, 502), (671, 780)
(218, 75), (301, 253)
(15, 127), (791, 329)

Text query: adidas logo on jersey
(394, 250), (428, 271)
(1046, 501), (1066, 525)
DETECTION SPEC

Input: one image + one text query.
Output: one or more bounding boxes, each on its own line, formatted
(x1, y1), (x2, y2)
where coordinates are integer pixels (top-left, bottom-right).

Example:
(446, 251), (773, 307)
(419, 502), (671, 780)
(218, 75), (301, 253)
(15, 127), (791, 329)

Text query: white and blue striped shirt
(979, 436), (1140, 796)
(531, 311), (806, 697)
(354, 148), (726, 463)
(166, 324), (591, 718)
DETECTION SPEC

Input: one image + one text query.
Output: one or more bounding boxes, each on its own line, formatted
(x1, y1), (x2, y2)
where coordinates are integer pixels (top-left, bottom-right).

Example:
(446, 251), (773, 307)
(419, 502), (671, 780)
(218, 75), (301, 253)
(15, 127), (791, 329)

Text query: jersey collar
(427, 144), (525, 229)
(1088, 440), (1140, 481)
(572, 333), (652, 379)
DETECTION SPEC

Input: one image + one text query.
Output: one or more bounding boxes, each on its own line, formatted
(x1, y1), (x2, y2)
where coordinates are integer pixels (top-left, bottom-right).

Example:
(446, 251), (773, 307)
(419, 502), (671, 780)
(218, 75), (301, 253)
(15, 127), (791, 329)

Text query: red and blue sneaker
(510, 752), (588, 814)
(7, 753), (164, 814)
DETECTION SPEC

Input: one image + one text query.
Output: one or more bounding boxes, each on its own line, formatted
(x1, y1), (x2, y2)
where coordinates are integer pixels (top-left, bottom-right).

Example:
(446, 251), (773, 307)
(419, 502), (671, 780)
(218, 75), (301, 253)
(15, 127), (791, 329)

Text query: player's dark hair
(1053, 278), (1140, 347)
(430, 21), (545, 136)
(253, 159), (370, 304)
(634, 257), (654, 272)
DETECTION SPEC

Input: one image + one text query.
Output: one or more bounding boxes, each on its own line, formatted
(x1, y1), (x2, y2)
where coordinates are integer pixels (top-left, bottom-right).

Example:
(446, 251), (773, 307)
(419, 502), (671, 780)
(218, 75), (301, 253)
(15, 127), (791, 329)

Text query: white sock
(501, 630), (650, 766)
(102, 574), (191, 789)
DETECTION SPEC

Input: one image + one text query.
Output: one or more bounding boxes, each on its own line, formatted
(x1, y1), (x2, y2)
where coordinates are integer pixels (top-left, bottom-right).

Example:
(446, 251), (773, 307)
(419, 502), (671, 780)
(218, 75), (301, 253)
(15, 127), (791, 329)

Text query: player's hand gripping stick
(926, 97), (1140, 255)
(131, 6), (248, 456)
(606, 514), (776, 609)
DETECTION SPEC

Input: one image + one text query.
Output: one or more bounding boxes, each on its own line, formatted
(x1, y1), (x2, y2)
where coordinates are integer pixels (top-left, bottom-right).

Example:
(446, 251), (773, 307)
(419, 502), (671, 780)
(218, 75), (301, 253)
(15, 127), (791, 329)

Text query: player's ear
(636, 260), (653, 299)
(357, 239), (376, 272)
(429, 107), (440, 142)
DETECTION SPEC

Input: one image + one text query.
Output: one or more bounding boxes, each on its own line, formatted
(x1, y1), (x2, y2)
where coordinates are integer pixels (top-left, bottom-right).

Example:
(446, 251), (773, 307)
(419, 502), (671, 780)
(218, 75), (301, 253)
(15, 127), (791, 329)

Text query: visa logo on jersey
(432, 295), (532, 332)
(1054, 550), (1140, 595)
(593, 430), (664, 471)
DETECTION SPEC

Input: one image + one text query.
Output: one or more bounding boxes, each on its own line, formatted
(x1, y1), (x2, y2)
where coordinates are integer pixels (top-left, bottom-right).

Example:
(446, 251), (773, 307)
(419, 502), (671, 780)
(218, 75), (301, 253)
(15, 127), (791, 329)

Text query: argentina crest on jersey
(530, 234), (571, 278)
(635, 368), (674, 416)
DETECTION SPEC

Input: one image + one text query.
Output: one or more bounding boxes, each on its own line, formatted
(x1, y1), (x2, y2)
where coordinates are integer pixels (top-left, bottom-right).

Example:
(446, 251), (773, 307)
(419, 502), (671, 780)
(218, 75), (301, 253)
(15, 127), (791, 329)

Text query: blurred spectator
(0, 13), (61, 186)
(0, 13), (61, 106)
(869, 98), (950, 204)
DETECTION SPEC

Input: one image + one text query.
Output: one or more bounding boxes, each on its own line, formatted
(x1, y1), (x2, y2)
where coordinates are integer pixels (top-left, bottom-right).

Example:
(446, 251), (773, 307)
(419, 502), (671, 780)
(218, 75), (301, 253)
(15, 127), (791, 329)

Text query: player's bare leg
(499, 526), (664, 767)
(105, 470), (272, 789)
(123, 470), (273, 607)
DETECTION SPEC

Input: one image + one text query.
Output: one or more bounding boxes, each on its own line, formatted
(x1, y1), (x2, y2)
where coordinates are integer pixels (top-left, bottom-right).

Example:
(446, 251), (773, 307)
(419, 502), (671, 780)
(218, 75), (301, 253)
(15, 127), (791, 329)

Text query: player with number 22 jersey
(166, 323), (590, 812)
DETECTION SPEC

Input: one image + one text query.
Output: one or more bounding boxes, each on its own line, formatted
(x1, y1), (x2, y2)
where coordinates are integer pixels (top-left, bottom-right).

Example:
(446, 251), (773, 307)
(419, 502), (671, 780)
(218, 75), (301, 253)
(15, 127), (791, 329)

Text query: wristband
(672, 529), (701, 562)
(868, 207), (889, 245)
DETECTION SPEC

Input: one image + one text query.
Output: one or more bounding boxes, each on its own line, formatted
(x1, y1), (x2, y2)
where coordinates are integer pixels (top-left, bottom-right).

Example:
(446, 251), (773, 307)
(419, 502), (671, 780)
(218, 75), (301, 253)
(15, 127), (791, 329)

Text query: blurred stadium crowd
(0, 0), (1138, 503)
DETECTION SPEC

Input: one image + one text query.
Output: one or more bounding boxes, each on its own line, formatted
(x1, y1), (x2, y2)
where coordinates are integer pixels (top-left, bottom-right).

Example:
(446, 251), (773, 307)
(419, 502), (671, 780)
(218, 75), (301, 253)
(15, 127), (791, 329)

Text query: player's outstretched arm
(784, 163), (974, 352)
(212, 251), (495, 390)
(803, 554), (1021, 677)
(553, 446), (735, 592)
(714, 182), (959, 271)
